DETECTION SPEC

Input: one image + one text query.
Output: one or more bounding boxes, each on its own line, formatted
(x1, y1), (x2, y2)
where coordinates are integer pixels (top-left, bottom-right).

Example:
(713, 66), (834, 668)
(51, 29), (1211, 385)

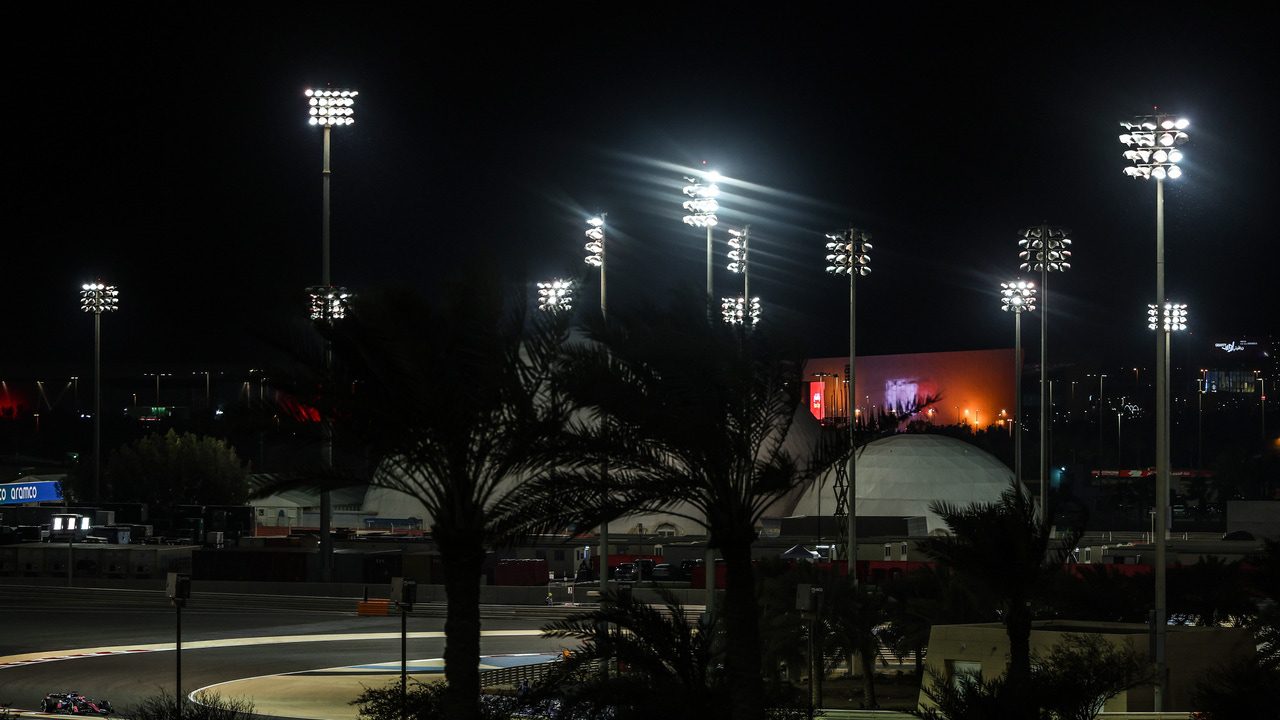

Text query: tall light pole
(682, 171), (721, 321)
(1018, 225), (1071, 524)
(306, 86), (357, 583)
(1000, 280), (1036, 488)
(1122, 111), (1188, 712)
(1255, 371), (1267, 441)
(1147, 300), (1188, 708)
(825, 227), (871, 582)
(584, 211), (611, 597)
(80, 282), (119, 501)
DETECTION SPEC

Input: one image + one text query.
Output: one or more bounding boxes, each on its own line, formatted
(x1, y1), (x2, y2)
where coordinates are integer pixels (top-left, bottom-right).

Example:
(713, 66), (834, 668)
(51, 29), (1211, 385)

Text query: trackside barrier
(356, 598), (391, 616)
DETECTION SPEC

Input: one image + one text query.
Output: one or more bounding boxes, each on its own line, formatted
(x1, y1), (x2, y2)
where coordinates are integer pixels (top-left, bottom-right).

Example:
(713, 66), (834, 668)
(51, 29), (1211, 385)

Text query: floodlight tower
(80, 282), (119, 501)
(1017, 225), (1072, 524)
(582, 212), (613, 594)
(306, 86), (357, 583)
(825, 227), (872, 583)
(1152, 298), (1187, 707)
(1000, 280), (1036, 487)
(1121, 112), (1189, 711)
(682, 171), (721, 321)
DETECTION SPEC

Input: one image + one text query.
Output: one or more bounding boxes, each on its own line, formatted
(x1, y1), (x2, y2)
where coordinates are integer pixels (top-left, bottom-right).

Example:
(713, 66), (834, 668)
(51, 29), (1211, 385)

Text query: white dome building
(779, 434), (1015, 533)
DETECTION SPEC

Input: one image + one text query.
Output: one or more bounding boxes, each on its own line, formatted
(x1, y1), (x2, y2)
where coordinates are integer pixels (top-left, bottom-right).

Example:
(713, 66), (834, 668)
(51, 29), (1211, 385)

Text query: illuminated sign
(1214, 340), (1256, 353)
(808, 382), (825, 420)
(0, 480), (62, 505)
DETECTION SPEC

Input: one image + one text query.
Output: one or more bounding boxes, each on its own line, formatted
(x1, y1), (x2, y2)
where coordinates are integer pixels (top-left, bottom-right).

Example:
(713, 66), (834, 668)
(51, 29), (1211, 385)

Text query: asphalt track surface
(0, 588), (570, 719)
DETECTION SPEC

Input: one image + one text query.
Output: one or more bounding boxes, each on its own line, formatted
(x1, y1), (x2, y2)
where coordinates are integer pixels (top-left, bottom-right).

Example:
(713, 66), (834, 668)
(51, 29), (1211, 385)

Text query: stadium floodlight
(537, 279), (574, 312)
(304, 85), (360, 584)
(1120, 114), (1188, 182)
(823, 226), (873, 582)
(681, 167), (724, 325)
(720, 296), (761, 326)
(79, 281), (120, 503)
(308, 286), (353, 321)
(1122, 111), (1190, 712)
(584, 215), (605, 268)
(1147, 302), (1188, 332)
(305, 88), (358, 127)
(1017, 224), (1071, 526)
(999, 279), (1036, 490)
(681, 176), (720, 228)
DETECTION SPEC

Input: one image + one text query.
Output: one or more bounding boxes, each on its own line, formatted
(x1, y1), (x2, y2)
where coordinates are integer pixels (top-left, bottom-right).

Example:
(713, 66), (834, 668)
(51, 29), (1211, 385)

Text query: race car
(41, 691), (113, 715)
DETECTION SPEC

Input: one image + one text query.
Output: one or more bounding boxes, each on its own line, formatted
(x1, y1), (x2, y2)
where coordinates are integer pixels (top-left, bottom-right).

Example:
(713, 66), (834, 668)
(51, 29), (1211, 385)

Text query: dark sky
(7, 7), (1278, 375)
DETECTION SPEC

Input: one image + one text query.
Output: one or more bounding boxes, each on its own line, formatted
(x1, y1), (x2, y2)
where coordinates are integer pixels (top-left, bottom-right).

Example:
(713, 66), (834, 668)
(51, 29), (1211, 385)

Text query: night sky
(8, 8), (1278, 375)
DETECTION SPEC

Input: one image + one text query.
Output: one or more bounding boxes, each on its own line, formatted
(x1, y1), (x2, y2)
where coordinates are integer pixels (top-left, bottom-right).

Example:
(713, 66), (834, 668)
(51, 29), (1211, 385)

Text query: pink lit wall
(804, 348), (1016, 428)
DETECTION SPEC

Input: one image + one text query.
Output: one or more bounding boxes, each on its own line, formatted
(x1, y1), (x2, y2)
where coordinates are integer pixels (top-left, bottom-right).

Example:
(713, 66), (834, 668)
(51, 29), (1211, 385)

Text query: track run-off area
(0, 584), (573, 719)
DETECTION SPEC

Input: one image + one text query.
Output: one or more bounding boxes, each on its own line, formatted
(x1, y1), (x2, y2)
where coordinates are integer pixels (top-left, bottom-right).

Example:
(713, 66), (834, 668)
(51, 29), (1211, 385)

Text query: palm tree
(525, 297), (828, 720)
(535, 589), (726, 720)
(266, 277), (573, 720)
(919, 480), (1080, 707)
(882, 565), (994, 678)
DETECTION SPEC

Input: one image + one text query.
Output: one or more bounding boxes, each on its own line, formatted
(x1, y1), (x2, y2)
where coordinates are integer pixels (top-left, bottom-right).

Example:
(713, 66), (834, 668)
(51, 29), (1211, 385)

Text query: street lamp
(80, 282), (119, 501)
(1124, 111), (1189, 712)
(1146, 300), (1188, 710)
(536, 279), (574, 313)
(825, 226), (872, 582)
(1000, 279), (1036, 488)
(306, 86), (358, 584)
(1018, 224), (1071, 524)
(682, 171), (720, 320)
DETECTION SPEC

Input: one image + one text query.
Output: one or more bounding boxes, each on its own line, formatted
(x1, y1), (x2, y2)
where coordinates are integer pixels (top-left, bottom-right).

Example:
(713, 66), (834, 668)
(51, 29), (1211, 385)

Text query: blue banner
(0, 480), (63, 505)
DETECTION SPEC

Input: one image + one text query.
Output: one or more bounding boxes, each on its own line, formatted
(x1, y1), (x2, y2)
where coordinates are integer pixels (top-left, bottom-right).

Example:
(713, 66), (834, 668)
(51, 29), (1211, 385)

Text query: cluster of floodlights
(306, 88), (357, 126)
(1147, 302), (1189, 332)
(80, 283), (120, 314)
(721, 296), (761, 325)
(1018, 226), (1072, 272)
(584, 216), (605, 267)
(824, 229), (872, 276)
(726, 226), (749, 273)
(681, 172), (721, 228)
(1120, 116), (1189, 180)
(537, 279), (573, 312)
(1000, 280), (1037, 313)
(308, 286), (352, 321)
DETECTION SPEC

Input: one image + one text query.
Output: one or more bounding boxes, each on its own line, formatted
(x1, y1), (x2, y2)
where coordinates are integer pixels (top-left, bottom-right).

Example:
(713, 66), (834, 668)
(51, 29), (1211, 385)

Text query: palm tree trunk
(721, 537), (765, 720)
(1005, 598), (1034, 719)
(440, 533), (485, 720)
(859, 639), (878, 708)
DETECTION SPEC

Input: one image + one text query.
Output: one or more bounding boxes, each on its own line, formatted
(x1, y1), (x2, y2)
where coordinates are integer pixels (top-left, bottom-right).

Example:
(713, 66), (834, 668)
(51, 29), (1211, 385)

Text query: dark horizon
(7, 8), (1278, 377)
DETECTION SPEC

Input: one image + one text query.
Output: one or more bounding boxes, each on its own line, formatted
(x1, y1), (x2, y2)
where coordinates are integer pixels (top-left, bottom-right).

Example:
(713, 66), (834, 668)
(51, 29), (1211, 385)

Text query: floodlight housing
(80, 283), (120, 314)
(537, 279), (574, 312)
(584, 215), (606, 267)
(1017, 226), (1072, 272)
(1147, 302), (1188, 332)
(682, 176), (720, 227)
(824, 229), (872, 276)
(308, 286), (353, 321)
(1000, 279), (1037, 313)
(726, 226), (749, 273)
(1121, 114), (1187, 180)
(306, 88), (358, 127)
(721, 296), (761, 326)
